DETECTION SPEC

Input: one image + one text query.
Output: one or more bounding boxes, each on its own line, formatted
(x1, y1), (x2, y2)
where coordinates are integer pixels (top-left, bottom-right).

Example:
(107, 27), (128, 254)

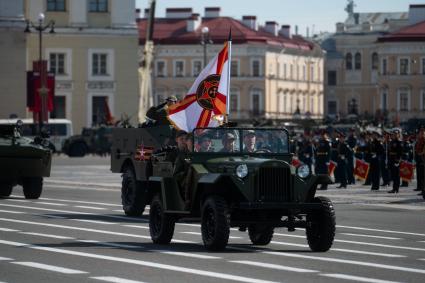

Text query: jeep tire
(248, 224), (274, 245)
(149, 195), (175, 244)
(201, 196), (230, 251)
(22, 177), (43, 199)
(0, 182), (13, 197)
(306, 196), (336, 252)
(121, 167), (145, 216)
(69, 142), (86, 157)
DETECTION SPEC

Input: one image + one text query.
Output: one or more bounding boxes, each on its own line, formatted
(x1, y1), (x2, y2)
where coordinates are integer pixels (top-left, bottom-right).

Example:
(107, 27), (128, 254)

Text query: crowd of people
(293, 126), (425, 197)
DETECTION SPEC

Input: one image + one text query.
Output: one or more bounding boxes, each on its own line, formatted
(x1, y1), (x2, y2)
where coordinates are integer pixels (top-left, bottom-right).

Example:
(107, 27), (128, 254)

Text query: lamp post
(200, 26), (212, 67)
(25, 13), (55, 134)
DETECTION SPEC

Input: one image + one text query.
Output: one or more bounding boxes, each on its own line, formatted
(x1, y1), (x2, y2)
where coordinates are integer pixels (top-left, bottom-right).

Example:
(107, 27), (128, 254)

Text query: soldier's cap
(244, 130), (256, 137)
(176, 130), (188, 138)
(392, 129), (400, 134)
(222, 132), (236, 141)
(166, 95), (178, 103)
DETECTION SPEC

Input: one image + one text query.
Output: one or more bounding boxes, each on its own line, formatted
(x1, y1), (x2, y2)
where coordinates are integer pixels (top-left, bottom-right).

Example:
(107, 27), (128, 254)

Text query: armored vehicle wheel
(23, 177), (43, 199)
(121, 167), (145, 216)
(69, 142), (86, 157)
(0, 182), (13, 197)
(306, 196), (335, 252)
(201, 196), (230, 251)
(149, 195), (175, 244)
(248, 224), (274, 245)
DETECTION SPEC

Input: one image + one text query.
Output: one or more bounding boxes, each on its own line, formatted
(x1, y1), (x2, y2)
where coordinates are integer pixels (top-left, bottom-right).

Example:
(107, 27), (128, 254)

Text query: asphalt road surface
(1, 156), (424, 283)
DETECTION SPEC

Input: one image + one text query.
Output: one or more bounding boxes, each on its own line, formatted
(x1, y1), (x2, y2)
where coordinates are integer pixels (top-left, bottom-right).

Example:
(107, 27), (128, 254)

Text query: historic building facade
(139, 7), (325, 123)
(0, 0), (27, 119)
(322, 2), (425, 123)
(24, 0), (139, 133)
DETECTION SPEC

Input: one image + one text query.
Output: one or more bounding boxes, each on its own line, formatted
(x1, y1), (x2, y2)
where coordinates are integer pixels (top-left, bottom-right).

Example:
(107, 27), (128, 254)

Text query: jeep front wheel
(306, 196), (336, 252)
(149, 195), (175, 244)
(121, 167), (145, 216)
(248, 224), (274, 245)
(0, 182), (13, 197)
(201, 196), (230, 251)
(22, 177), (43, 199)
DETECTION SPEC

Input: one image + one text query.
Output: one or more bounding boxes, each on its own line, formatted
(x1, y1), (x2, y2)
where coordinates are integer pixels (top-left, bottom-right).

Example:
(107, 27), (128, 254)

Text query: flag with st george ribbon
(354, 158), (370, 180)
(400, 161), (415, 182)
(167, 36), (231, 132)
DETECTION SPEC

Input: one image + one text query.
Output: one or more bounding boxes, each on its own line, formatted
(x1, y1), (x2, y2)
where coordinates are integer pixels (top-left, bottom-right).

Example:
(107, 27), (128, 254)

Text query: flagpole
(226, 29), (232, 124)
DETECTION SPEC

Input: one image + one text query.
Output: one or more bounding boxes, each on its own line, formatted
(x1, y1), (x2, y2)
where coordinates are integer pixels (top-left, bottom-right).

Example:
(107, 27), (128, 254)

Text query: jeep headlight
(296, 164), (310, 179)
(236, 164), (248, 178)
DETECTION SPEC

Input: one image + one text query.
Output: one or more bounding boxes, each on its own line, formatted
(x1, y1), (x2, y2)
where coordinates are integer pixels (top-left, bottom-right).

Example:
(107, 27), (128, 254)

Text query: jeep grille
(256, 167), (291, 202)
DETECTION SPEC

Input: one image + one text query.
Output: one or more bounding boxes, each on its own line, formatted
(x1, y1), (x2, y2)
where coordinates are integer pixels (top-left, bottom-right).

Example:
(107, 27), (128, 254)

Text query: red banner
(400, 161), (415, 182)
(328, 161), (337, 176)
(354, 158), (370, 180)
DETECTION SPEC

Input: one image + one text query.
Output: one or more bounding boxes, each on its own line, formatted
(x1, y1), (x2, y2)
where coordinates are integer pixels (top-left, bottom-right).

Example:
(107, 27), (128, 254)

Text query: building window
(398, 88), (409, 111)
(371, 53), (379, 70)
(354, 52), (361, 70)
(231, 60), (239, 77)
(302, 65), (306, 81)
(382, 58), (388, 75)
(230, 89), (239, 112)
(49, 53), (66, 75)
(155, 89), (165, 105)
(89, 0), (107, 12)
(47, 0), (65, 11)
(345, 53), (352, 70)
(251, 89), (262, 115)
(251, 59), (261, 77)
(192, 60), (202, 77)
(310, 65), (314, 81)
(91, 96), (109, 126)
(290, 64), (293, 79)
(399, 58), (409, 75)
(92, 53), (108, 75)
(155, 61), (166, 77)
(174, 60), (185, 77)
(328, 70), (337, 86)
(50, 96), (66, 118)
(283, 64), (287, 79)
(328, 101), (337, 115)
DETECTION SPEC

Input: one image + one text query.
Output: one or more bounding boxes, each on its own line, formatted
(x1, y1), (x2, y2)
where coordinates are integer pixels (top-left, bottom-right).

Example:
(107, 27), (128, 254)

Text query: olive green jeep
(111, 126), (335, 251)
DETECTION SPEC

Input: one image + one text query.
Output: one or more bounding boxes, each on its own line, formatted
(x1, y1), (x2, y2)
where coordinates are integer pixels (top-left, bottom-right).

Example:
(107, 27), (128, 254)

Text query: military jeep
(111, 126), (335, 251)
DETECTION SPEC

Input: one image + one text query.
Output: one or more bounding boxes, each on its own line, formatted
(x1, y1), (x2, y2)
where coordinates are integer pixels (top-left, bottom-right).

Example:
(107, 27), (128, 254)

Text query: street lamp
(200, 26), (212, 67)
(25, 13), (55, 134)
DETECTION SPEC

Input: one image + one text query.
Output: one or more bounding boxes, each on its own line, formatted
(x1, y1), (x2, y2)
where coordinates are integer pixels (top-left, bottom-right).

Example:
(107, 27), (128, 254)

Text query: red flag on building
(328, 160), (337, 176)
(354, 158), (370, 180)
(400, 161), (415, 182)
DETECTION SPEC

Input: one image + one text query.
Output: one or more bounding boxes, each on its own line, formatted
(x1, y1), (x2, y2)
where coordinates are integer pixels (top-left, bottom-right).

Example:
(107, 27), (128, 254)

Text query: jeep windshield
(193, 128), (289, 154)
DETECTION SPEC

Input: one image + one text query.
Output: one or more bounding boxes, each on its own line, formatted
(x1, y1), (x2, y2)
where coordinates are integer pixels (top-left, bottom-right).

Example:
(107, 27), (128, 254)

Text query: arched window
(355, 52), (362, 70)
(345, 53), (353, 70)
(371, 53), (379, 70)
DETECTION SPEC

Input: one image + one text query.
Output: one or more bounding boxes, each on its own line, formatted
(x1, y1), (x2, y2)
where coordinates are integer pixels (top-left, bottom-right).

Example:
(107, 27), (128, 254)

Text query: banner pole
(226, 29), (232, 124)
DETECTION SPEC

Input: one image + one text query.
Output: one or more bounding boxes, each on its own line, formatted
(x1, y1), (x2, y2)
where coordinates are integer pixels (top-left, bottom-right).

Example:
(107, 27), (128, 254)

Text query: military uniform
(380, 136), (391, 186)
(414, 134), (425, 194)
(369, 137), (384, 190)
(336, 136), (349, 188)
(315, 135), (331, 190)
(331, 138), (340, 184)
(401, 138), (413, 187)
(388, 137), (402, 193)
(299, 140), (314, 173)
(346, 133), (357, 184)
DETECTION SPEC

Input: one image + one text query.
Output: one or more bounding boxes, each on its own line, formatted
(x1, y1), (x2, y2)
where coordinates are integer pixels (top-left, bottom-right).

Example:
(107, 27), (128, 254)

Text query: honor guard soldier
(381, 131), (391, 187)
(362, 132), (373, 186)
(414, 126), (425, 196)
(336, 131), (349, 188)
(401, 132), (413, 187)
(388, 130), (403, 194)
(369, 131), (384, 190)
(146, 95), (178, 126)
(346, 128), (357, 185)
(331, 131), (341, 184)
(316, 131), (331, 190)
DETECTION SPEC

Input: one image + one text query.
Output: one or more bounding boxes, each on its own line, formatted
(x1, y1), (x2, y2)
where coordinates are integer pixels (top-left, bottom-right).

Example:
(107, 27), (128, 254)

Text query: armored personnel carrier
(0, 122), (52, 199)
(111, 125), (335, 251)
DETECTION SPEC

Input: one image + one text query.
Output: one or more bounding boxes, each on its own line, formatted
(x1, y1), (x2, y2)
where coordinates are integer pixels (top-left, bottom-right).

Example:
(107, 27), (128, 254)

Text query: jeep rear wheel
(22, 177), (43, 199)
(306, 196), (336, 252)
(201, 196), (230, 251)
(248, 224), (274, 245)
(121, 167), (145, 216)
(149, 195), (175, 244)
(69, 142), (86, 157)
(0, 182), (13, 197)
